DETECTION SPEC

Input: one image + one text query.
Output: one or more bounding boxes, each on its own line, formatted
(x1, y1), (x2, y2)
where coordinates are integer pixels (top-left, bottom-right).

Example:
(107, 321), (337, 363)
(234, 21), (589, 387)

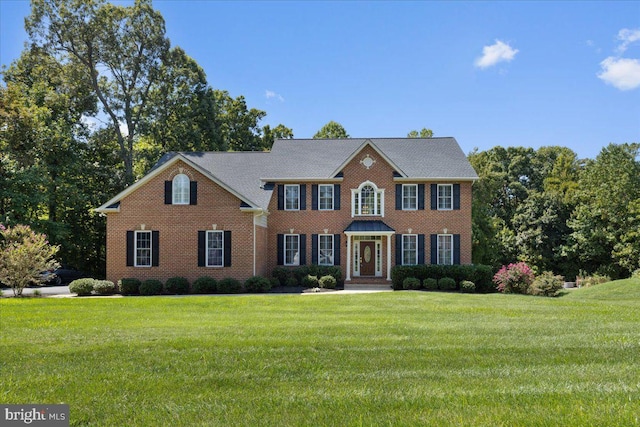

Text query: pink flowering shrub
(493, 262), (535, 294)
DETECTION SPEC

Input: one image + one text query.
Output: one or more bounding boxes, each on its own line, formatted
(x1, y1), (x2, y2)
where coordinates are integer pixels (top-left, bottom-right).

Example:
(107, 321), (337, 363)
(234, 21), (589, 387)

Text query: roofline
(393, 177), (479, 182)
(330, 139), (407, 178)
(95, 154), (261, 212)
(260, 178), (344, 183)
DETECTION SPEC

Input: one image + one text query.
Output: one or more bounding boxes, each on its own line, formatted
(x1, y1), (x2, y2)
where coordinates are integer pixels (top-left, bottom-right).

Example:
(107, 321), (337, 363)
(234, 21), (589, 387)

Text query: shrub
(460, 280), (476, 293)
(285, 276), (299, 287)
(423, 278), (438, 291)
(402, 277), (421, 290)
(192, 277), (217, 294)
(439, 277), (457, 291)
(632, 269), (640, 279)
(69, 278), (95, 296)
(319, 275), (337, 289)
(269, 277), (280, 289)
(165, 277), (190, 295)
(118, 278), (141, 295)
(93, 280), (116, 295)
(272, 267), (292, 286)
(493, 262), (534, 294)
(302, 275), (319, 288)
(391, 264), (495, 292)
(529, 272), (563, 297)
(577, 273), (610, 288)
(244, 276), (272, 293)
(139, 279), (163, 296)
(218, 277), (242, 294)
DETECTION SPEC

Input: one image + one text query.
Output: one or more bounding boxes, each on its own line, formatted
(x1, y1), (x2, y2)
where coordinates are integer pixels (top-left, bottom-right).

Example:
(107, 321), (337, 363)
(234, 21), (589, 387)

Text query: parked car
(52, 266), (88, 284)
(39, 270), (62, 286)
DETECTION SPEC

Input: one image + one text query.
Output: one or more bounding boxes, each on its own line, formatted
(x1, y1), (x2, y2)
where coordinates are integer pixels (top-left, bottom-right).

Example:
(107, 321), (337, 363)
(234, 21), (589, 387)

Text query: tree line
(1, 0), (638, 279)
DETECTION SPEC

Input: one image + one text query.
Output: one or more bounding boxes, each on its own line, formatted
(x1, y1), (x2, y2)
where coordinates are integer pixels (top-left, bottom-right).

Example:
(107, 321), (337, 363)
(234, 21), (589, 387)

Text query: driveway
(1, 285), (71, 297)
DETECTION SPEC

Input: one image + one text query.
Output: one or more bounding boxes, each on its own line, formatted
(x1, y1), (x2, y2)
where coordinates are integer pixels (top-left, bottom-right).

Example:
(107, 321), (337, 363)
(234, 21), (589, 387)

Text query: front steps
(344, 277), (393, 292)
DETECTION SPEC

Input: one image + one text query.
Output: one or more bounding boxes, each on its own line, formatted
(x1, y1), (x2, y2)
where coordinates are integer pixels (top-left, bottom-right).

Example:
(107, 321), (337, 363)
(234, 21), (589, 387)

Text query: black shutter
(453, 184), (461, 210)
(126, 231), (134, 266)
(453, 234), (461, 265)
(152, 231), (159, 267)
(299, 234), (306, 265)
(396, 235), (402, 266)
(190, 181), (198, 205)
(312, 185), (318, 210)
(198, 231), (206, 267)
(224, 231), (232, 267)
(277, 234), (284, 265)
(312, 234), (318, 264)
(395, 184), (402, 210)
(418, 184), (425, 210)
(277, 185), (284, 210)
(418, 234), (425, 264)
(334, 234), (341, 265)
(300, 185), (306, 210)
(430, 184), (437, 210)
(334, 185), (341, 210)
(164, 181), (172, 205)
(430, 234), (438, 264)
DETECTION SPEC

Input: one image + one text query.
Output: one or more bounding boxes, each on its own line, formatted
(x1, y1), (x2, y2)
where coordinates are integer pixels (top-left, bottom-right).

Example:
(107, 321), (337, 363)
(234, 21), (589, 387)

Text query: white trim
(401, 234), (418, 266)
(318, 234), (334, 266)
(318, 184), (334, 211)
(393, 177), (477, 182)
(352, 181), (384, 217)
(172, 173), (190, 205)
(284, 184), (300, 211)
(402, 184), (418, 211)
(437, 234), (454, 265)
(437, 184), (454, 211)
(284, 234), (300, 266)
(205, 230), (224, 268)
(331, 140), (407, 178)
(134, 230), (152, 268)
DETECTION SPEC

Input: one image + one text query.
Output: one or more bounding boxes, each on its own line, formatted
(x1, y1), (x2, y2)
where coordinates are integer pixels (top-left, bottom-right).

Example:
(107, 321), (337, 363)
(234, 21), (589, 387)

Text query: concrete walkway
(1, 285), (71, 297)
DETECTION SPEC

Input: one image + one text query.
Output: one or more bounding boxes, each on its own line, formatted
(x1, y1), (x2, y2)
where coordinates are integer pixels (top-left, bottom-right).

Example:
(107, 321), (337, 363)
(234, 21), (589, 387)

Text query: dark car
(52, 266), (88, 284)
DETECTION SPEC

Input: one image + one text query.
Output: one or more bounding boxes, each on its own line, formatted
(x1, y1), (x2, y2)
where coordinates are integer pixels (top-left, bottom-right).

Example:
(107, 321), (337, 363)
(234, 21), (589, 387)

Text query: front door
(360, 241), (376, 276)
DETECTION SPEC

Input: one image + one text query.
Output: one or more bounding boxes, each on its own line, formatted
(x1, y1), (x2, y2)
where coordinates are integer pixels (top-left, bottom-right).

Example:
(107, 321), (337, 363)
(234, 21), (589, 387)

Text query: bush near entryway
(244, 276), (272, 293)
(69, 278), (96, 296)
(118, 278), (141, 295)
(402, 277), (421, 290)
(391, 265), (493, 292)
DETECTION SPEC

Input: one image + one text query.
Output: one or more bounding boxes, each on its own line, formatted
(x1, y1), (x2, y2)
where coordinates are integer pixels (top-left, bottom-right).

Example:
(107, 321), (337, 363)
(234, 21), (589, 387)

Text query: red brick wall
(105, 160), (256, 285)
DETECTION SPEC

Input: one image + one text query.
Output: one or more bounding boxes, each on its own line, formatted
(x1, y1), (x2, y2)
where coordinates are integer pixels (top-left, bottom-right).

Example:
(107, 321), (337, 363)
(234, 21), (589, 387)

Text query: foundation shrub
(244, 276), (272, 293)
(438, 277), (457, 291)
(140, 279), (163, 296)
(529, 272), (563, 297)
(402, 277), (421, 290)
(93, 280), (116, 295)
(118, 278), (141, 295)
(302, 275), (319, 288)
(285, 276), (299, 287)
(192, 277), (217, 294)
(69, 278), (95, 296)
(272, 267), (291, 286)
(217, 277), (242, 294)
(460, 280), (476, 293)
(165, 277), (190, 295)
(391, 264), (494, 291)
(319, 275), (337, 289)
(423, 278), (438, 291)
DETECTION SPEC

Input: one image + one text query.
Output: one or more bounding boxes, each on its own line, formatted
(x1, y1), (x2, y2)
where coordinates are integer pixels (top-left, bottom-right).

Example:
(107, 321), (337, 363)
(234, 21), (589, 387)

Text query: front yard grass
(1, 281), (639, 426)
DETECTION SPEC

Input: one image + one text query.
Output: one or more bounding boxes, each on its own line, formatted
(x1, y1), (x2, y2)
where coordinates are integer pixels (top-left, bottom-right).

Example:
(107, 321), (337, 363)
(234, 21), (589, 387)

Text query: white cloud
(265, 90), (284, 102)
(597, 57), (640, 91)
(616, 28), (640, 53)
(475, 40), (519, 69)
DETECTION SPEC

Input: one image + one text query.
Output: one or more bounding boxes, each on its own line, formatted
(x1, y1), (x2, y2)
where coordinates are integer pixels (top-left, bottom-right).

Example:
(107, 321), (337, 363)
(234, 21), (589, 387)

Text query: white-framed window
(206, 231), (224, 267)
(285, 185), (300, 211)
(135, 231), (152, 267)
(438, 184), (453, 210)
(353, 182), (384, 216)
(172, 174), (190, 205)
(319, 234), (334, 266)
(438, 234), (453, 265)
(319, 184), (334, 211)
(402, 235), (418, 265)
(285, 234), (300, 266)
(403, 184), (418, 210)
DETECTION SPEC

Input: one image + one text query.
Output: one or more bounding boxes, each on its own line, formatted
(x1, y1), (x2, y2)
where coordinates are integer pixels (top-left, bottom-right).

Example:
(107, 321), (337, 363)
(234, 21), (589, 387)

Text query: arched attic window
(172, 174), (190, 205)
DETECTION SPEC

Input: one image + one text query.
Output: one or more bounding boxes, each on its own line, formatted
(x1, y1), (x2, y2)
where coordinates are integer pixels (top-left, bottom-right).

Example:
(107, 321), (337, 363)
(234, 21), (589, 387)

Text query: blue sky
(1, 1), (639, 159)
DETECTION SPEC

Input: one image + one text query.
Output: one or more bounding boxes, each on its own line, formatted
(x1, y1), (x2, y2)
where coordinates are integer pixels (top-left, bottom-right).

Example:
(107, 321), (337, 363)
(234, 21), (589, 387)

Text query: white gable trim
(330, 139), (407, 178)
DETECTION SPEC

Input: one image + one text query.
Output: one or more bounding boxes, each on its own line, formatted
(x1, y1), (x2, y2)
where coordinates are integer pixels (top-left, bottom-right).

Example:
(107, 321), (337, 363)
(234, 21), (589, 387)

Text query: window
(438, 184), (453, 210)
(319, 185), (334, 210)
(438, 234), (453, 265)
(206, 231), (223, 267)
(353, 182), (384, 216)
(172, 174), (190, 205)
(285, 185), (300, 211)
(319, 235), (334, 265)
(135, 231), (152, 267)
(403, 185), (417, 210)
(403, 235), (417, 265)
(285, 234), (300, 265)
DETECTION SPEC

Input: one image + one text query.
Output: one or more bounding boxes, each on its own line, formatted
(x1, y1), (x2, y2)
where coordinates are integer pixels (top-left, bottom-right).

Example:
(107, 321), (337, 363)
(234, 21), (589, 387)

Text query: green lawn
(1, 281), (639, 426)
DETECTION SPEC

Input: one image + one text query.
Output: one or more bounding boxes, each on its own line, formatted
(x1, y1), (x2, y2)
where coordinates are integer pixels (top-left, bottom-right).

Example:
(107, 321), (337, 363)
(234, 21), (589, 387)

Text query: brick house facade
(96, 138), (478, 284)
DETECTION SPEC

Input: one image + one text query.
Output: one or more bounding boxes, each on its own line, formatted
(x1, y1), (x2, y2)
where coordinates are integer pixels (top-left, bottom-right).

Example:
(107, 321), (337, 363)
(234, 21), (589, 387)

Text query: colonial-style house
(96, 138), (478, 285)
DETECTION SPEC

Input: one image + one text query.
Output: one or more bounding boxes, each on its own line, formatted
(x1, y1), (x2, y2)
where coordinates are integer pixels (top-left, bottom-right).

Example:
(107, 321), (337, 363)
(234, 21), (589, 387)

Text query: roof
(344, 220), (395, 233)
(96, 137), (477, 213)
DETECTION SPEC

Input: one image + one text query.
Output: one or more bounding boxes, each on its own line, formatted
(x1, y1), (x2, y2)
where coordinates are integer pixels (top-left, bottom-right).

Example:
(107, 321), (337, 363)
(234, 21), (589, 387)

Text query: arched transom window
(172, 174), (190, 205)
(352, 181), (384, 216)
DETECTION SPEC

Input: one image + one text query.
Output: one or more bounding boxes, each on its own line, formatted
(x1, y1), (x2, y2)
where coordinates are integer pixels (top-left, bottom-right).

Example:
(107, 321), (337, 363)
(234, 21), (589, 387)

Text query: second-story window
(403, 184), (417, 210)
(353, 182), (383, 216)
(319, 184), (334, 210)
(285, 184), (300, 210)
(172, 174), (190, 205)
(438, 184), (453, 210)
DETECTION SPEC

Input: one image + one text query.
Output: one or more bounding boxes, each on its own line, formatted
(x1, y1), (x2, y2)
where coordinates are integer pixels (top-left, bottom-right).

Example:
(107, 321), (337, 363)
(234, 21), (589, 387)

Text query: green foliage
(164, 277), (190, 295)
(318, 275), (337, 289)
(69, 278), (95, 296)
(244, 276), (272, 293)
(118, 278), (141, 296)
(632, 269), (640, 280)
(529, 272), (563, 297)
(217, 277), (242, 294)
(302, 275), (319, 288)
(272, 266), (342, 287)
(391, 265), (494, 292)
(402, 277), (422, 290)
(407, 128), (434, 138)
(0, 223), (59, 296)
(493, 262), (535, 294)
(93, 280), (116, 295)
(192, 277), (217, 294)
(285, 276), (299, 287)
(460, 281), (476, 293)
(577, 274), (610, 288)
(423, 278), (438, 291)
(272, 267), (291, 286)
(438, 277), (457, 291)
(313, 121), (349, 139)
(140, 279), (163, 296)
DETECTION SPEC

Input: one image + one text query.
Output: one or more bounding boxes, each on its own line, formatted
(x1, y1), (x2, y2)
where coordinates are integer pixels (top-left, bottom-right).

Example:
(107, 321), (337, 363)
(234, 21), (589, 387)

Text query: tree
(313, 121), (349, 139)
(407, 128), (434, 138)
(262, 123), (294, 149)
(0, 224), (59, 296)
